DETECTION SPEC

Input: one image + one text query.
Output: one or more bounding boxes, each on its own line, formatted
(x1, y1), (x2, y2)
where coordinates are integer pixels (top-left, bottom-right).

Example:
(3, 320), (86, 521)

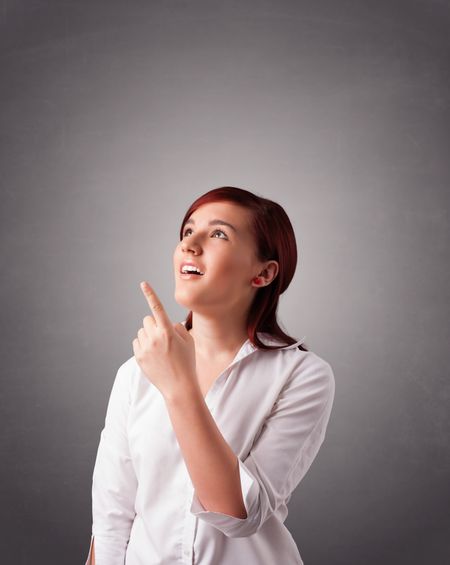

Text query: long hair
(179, 186), (308, 352)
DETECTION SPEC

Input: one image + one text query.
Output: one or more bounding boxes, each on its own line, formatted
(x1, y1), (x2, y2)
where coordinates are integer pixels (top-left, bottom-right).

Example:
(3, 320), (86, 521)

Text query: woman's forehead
(189, 201), (250, 223)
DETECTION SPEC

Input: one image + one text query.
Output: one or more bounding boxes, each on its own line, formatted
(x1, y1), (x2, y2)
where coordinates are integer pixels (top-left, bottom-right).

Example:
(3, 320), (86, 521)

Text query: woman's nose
(181, 239), (201, 253)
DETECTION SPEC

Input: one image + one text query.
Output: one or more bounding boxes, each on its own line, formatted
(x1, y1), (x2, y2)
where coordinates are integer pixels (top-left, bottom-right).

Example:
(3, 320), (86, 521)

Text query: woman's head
(173, 186), (308, 351)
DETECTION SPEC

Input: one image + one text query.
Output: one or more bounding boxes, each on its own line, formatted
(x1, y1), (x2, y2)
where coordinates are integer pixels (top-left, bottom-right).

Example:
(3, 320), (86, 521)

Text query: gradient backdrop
(1, 1), (449, 564)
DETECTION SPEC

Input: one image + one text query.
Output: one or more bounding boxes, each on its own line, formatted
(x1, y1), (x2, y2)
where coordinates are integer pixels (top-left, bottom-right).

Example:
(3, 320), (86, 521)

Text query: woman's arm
(134, 283), (247, 518)
(164, 384), (247, 519)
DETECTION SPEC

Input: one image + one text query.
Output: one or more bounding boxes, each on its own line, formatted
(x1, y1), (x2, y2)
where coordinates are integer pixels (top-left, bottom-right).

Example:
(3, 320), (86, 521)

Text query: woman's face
(173, 201), (268, 315)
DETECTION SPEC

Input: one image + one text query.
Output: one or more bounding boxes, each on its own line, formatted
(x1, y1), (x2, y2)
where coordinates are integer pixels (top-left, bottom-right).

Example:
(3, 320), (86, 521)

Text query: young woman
(85, 186), (335, 565)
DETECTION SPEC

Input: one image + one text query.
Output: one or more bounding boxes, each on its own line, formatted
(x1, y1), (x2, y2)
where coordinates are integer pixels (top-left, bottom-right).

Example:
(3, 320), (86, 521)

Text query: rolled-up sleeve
(190, 456), (261, 537)
(189, 355), (335, 538)
(85, 361), (138, 565)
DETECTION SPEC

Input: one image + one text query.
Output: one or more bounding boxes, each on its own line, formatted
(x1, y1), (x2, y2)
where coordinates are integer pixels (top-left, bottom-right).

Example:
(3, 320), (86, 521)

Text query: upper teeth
(181, 265), (203, 274)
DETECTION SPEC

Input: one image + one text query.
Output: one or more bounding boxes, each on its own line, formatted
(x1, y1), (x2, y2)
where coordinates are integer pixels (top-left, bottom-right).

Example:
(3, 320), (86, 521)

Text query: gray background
(1, 1), (449, 564)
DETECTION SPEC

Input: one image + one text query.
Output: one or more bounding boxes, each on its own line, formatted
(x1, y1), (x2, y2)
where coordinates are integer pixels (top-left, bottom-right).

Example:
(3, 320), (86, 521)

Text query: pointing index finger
(140, 281), (171, 329)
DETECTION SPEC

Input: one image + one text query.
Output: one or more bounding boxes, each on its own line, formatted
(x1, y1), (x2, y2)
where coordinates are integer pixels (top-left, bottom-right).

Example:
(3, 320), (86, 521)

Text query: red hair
(179, 186), (308, 352)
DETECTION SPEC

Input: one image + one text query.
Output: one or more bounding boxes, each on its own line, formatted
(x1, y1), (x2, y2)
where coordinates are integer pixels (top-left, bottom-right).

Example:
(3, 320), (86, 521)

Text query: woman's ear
(260, 260), (279, 284)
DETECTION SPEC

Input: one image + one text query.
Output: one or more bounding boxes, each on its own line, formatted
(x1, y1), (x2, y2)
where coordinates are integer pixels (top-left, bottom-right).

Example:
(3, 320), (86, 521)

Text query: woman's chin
(174, 290), (201, 310)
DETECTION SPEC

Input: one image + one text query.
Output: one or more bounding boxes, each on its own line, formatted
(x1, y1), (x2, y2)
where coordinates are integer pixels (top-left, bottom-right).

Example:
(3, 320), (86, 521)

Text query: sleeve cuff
(86, 532), (128, 565)
(189, 457), (261, 538)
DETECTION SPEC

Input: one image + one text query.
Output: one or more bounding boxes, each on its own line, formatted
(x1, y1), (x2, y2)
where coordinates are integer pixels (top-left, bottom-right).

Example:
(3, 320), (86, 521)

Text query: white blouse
(85, 324), (335, 565)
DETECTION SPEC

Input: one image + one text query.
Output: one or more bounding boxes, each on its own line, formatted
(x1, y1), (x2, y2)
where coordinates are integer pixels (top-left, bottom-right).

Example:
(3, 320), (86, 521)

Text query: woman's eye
(212, 229), (227, 238)
(182, 228), (227, 239)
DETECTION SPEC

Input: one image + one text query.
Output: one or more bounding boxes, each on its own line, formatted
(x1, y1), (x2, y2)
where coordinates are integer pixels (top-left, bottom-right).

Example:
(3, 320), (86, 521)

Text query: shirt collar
(254, 332), (306, 349)
(180, 320), (305, 365)
(226, 332), (307, 367)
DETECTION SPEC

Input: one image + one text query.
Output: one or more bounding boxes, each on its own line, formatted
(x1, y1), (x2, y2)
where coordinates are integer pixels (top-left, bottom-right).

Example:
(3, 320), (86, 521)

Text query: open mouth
(180, 266), (204, 276)
(180, 271), (204, 277)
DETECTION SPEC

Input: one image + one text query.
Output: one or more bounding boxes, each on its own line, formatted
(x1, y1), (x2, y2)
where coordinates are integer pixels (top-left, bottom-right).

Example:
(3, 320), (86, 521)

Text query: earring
(253, 277), (262, 285)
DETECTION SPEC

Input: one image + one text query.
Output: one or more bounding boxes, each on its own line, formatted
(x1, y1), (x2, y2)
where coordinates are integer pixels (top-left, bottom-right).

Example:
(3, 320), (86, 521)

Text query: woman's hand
(132, 281), (198, 401)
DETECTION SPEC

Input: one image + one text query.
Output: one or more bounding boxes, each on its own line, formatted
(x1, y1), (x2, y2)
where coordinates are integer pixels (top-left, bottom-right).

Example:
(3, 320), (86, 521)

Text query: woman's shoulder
(257, 332), (335, 389)
(116, 353), (140, 375)
(258, 332), (332, 366)
(113, 354), (142, 394)
(289, 348), (335, 410)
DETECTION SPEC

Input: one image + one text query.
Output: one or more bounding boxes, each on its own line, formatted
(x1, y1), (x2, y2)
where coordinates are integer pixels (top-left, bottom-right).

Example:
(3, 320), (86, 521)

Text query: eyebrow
(184, 217), (238, 233)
